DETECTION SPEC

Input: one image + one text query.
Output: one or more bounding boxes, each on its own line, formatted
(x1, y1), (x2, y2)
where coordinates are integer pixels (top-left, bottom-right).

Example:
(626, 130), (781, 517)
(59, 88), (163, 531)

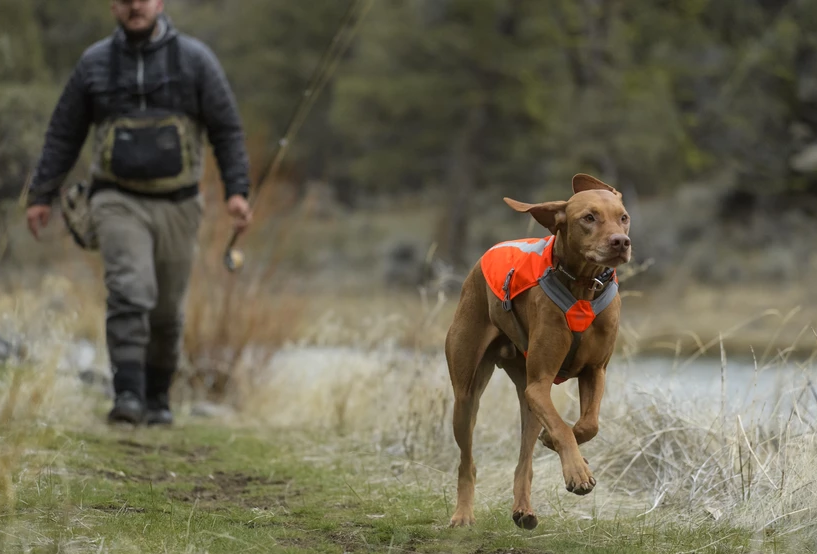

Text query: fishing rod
(224, 0), (375, 272)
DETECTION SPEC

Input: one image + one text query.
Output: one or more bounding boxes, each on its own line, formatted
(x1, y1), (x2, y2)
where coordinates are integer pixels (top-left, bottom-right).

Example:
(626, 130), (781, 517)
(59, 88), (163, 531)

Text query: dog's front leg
(573, 365), (606, 445)
(537, 364), (606, 450)
(525, 348), (596, 496)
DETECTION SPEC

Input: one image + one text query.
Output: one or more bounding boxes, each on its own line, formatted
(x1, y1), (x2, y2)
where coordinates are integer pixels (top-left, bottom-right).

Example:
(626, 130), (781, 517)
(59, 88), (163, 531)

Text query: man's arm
(194, 41), (251, 201)
(27, 61), (92, 207)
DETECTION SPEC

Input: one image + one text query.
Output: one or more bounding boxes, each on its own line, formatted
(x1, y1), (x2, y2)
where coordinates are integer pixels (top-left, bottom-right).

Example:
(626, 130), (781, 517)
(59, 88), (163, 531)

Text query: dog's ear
(504, 197), (567, 235)
(572, 173), (622, 198)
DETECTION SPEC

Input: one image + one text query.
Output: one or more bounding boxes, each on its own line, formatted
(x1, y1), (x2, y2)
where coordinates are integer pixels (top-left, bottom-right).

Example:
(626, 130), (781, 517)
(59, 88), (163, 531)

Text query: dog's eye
(621, 214), (629, 223)
(583, 214), (595, 223)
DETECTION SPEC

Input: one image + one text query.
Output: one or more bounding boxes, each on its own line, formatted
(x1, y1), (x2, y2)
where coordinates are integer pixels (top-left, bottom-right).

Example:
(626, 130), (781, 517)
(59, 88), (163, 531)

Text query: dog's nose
(609, 234), (631, 251)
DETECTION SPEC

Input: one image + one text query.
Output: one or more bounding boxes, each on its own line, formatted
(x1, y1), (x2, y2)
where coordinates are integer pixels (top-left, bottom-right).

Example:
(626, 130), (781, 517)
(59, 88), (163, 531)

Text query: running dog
(445, 173), (632, 529)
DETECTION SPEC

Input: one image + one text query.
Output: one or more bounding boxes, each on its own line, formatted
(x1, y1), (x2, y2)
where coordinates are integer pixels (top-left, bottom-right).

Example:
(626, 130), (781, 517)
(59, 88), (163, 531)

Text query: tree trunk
(437, 105), (486, 269)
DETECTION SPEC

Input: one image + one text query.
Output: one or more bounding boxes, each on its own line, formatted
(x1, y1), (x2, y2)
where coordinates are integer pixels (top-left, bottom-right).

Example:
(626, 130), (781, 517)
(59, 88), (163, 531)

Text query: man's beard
(121, 18), (158, 43)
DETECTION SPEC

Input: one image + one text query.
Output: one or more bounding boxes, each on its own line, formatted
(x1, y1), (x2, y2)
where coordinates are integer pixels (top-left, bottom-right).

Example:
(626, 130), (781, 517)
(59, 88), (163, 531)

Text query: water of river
(58, 339), (817, 428)
(266, 345), (817, 425)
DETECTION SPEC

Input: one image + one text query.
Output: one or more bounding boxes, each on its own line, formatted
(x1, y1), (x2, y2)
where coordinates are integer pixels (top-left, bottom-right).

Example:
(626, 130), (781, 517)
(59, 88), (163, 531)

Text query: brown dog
(445, 173), (631, 529)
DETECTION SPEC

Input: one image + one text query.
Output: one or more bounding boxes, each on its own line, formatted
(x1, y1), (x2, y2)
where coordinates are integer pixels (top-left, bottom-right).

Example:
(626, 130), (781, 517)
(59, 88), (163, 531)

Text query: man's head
(503, 174), (632, 268)
(111, 0), (165, 41)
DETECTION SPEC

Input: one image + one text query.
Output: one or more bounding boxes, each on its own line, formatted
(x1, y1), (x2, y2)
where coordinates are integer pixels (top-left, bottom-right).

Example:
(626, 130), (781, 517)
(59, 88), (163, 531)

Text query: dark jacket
(27, 15), (250, 206)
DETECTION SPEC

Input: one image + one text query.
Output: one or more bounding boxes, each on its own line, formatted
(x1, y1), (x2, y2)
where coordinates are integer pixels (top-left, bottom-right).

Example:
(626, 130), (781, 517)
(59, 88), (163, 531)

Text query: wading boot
(107, 391), (145, 425)
(145, 393), (173, 426)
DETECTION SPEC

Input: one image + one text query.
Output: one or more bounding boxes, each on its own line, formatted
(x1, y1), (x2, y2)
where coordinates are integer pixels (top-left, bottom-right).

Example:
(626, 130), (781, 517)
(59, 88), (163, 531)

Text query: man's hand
(226, 194), (252, 233)
(26, 205), (52, 240)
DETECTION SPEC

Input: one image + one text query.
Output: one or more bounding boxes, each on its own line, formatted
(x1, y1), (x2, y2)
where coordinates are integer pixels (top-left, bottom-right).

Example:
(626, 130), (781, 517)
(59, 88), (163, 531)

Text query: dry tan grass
(178, 146), (307, 406)
(0, 277), (106, 514)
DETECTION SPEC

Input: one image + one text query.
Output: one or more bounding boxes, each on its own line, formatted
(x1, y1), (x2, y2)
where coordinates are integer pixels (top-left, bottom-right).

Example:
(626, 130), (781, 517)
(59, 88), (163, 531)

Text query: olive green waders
(89, 188), (203, 410)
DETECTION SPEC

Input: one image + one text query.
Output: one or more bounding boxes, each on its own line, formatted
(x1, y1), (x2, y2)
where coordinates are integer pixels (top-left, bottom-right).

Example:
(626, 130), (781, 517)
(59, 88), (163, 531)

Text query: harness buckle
(589, 277), (606, 292)
(501, 268), (515, 312)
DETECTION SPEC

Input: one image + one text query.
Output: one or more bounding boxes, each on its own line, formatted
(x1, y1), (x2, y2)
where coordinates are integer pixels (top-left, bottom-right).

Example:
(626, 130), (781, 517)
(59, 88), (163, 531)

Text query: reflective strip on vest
(482, 236), (555, 302)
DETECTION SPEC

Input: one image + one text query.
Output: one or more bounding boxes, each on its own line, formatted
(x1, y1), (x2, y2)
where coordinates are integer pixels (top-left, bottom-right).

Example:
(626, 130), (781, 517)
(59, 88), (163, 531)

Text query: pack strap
(108, 39), (119, 91)
(166, 37), (180, 110)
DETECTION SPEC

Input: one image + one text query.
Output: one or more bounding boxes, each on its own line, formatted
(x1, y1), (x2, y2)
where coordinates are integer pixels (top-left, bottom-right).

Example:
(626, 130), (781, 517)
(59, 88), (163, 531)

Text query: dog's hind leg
(448, 354), (495, 527)
(503, 355), (542, 530)
(445, 270), (499, 528)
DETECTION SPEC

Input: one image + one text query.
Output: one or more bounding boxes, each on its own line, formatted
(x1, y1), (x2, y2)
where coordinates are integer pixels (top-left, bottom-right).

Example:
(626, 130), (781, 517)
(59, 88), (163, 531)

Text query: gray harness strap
(501, 264), (618, 382)
(537, 267), (618, 378)
(538, 267), (620, 316)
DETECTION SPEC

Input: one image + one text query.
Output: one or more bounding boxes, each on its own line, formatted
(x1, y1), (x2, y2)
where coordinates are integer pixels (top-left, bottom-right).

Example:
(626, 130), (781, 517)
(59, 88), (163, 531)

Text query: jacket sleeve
(27, 60), (92, 207)
(194, 42), (251, 200)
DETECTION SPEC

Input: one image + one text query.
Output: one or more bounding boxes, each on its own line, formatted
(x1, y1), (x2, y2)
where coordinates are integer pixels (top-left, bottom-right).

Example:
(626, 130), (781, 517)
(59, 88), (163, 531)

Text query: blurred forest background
(2, 0), (817, 358)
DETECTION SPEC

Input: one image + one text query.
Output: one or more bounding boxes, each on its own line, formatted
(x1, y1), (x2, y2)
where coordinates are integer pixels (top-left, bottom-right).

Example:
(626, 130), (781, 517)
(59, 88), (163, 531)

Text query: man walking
(25, 0), (253, 426)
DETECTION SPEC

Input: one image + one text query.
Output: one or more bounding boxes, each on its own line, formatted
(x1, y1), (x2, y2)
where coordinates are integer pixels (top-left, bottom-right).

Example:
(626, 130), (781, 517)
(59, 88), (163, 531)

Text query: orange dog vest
(480, 236), (619, 384)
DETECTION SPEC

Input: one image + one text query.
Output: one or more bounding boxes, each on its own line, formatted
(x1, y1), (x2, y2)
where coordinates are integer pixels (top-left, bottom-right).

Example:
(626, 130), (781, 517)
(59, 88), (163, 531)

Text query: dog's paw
(563, 458), (596, 496)
(449, 511), (475, 528)
(512, 509), (539, 530)
(566, 477), (596, 496)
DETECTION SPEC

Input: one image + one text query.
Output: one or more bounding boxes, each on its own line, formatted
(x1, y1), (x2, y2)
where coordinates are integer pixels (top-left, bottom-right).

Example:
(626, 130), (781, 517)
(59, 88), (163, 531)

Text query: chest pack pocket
(96, 36), (198, 194)
(104, 111), (188, 183)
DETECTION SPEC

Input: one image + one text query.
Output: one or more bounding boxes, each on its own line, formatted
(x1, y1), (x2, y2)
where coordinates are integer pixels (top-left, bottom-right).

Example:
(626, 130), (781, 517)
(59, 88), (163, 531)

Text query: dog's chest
(562, 310), (620, 373)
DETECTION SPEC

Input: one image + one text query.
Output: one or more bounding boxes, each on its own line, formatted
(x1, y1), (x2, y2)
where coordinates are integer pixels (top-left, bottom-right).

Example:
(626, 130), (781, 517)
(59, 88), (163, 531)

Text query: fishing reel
(223, 247), (245, 273)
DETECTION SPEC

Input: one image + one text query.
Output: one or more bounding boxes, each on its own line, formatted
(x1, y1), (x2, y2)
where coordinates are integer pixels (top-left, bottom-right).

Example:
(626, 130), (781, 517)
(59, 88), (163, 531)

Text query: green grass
(0, 420), (794, 554)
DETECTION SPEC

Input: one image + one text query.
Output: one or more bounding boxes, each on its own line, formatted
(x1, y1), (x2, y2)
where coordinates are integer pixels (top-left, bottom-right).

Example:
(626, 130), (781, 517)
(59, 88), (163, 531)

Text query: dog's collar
(553, 259), (616, 292)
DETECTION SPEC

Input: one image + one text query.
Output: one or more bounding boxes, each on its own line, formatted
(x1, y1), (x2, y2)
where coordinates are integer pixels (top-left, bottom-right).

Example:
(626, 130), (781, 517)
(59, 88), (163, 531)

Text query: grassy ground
(0, 415), (793, 554)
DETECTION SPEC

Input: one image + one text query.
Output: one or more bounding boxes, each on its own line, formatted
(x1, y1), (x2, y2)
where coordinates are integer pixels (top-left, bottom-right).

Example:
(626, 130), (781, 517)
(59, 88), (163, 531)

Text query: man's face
(111, 0), (164, 35)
